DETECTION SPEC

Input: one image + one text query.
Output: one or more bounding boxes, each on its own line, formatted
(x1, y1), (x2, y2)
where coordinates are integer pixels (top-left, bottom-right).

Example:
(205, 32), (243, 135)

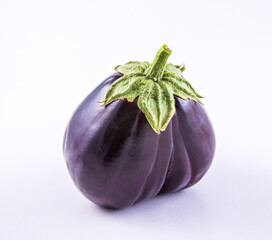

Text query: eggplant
(63, 45), (215, 209)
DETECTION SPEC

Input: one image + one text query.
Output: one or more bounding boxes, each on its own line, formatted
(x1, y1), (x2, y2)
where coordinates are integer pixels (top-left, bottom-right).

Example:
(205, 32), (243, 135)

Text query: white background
(1, 0), (272, 239)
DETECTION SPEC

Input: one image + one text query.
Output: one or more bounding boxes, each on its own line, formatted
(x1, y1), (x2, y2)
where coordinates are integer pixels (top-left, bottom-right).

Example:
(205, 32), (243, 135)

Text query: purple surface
(63, 72), (216, 209)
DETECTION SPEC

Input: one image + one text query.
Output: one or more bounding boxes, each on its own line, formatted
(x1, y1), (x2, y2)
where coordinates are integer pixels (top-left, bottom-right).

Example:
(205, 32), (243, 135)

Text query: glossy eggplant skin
(63, 72), (215, 209)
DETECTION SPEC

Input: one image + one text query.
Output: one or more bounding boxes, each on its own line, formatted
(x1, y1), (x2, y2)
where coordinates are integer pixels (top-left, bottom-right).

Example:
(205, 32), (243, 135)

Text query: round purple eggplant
(63, 45), (215, 209)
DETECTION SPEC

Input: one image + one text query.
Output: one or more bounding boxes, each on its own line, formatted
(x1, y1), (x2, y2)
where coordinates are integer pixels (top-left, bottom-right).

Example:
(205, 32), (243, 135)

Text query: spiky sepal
(101, 45), (203, 134)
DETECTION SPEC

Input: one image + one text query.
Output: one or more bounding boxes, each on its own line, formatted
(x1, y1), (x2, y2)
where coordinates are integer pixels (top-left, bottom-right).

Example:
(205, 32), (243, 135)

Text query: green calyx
(101, 44), (203, 134)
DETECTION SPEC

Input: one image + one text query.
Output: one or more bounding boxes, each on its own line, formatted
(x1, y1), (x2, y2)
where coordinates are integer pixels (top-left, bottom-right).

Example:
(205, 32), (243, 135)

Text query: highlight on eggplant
(63, 45), (215, 209)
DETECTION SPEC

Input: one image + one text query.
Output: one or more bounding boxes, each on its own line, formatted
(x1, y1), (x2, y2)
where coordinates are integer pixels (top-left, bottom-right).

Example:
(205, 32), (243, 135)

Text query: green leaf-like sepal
(115, 61), (150, 75)
(101, 45), (203, 134)
(137, 80), (175, 133)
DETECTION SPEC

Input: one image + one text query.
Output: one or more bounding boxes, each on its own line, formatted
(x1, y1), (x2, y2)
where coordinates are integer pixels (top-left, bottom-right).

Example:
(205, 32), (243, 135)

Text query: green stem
(145, 44), (172, 81)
